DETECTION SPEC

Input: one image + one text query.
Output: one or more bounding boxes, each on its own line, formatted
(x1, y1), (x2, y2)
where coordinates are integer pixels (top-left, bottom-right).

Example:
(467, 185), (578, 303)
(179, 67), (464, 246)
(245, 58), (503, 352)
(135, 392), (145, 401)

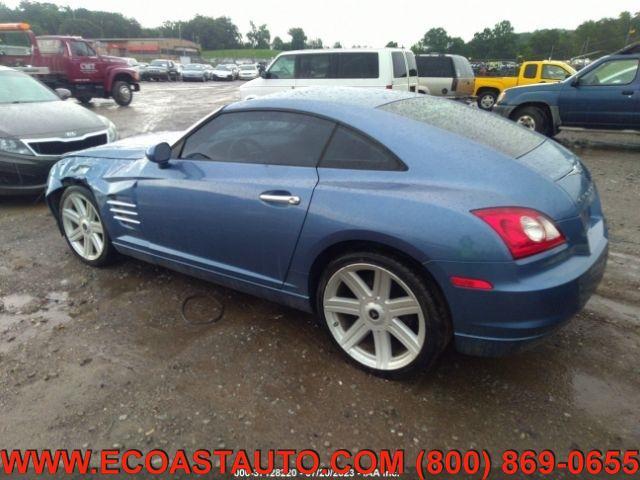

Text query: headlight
(97, 115), (118, 142)
(0, 138), (32, 156)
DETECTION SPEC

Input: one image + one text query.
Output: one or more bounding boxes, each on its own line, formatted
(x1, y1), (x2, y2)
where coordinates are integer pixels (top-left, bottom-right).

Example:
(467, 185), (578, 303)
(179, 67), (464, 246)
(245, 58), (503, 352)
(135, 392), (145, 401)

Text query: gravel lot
(0, 81), (639, 470)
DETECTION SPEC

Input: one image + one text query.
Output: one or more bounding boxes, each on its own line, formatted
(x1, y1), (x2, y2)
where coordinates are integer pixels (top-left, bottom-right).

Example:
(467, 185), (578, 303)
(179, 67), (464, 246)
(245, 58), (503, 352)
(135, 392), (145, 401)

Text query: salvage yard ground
(0, 81), (638, 469)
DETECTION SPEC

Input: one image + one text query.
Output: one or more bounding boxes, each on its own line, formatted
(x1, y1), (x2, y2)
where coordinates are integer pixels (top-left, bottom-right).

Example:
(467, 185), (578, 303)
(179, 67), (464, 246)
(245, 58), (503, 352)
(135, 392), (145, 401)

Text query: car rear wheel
(477, 91), (498, 110)
(317, 252), (451, 377)
(112, 81), (133, 106)
(513, 106), (549, 135)
(59, 186), (115, 267)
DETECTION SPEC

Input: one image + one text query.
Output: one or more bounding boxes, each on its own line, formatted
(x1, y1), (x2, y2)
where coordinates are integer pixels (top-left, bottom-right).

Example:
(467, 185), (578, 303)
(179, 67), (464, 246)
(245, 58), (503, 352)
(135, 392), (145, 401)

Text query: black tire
(477, 90), (498, 110)
(59, 186), (116, 267)
(77, 96), (92, 105)
(316, 251), (451, 378)
(112, 80), (133, 106)
(511, 106), (549, 135)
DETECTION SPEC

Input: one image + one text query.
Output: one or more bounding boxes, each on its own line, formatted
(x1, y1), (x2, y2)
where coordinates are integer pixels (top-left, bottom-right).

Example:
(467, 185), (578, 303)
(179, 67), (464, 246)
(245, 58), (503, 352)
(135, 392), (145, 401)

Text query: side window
(320, 126), (405, 171)
(405, 52), (418, 77)
(542, 64), (570, 80)
(336, 53), (379, 79)
(392, 52), (407, 78)
(70, 41), (95, 57)
(268, 55), (295, 79)
(180, 111), (334, 167)
(579, 59), (639, 86)
(297, 54), (332, 79)
(523, 64), (538, 79)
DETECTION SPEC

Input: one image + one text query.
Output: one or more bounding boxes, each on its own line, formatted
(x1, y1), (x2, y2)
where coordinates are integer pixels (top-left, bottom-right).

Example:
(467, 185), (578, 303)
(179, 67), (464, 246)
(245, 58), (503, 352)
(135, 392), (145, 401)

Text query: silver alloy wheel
(323, 263), (426, 371)
(61, 192), (105, 261)
(479, 94), (496, 109)
(517, 114), (537, 130)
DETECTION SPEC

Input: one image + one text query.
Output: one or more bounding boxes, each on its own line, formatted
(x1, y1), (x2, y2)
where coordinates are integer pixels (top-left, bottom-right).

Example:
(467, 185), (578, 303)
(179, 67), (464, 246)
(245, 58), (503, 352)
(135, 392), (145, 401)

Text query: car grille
(27, 133), (108, 156)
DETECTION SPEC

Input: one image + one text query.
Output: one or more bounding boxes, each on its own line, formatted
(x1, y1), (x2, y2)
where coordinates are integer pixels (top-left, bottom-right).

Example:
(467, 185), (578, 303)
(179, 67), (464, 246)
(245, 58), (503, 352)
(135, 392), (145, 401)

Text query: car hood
(70, 131), (183, 160)
(0, 101), (106, 138)
(506, 81), (565, 94)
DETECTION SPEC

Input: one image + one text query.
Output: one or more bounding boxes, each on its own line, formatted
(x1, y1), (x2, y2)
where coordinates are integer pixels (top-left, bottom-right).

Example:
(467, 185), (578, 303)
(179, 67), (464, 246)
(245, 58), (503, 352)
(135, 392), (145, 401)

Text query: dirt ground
(0, 81), (639, 473)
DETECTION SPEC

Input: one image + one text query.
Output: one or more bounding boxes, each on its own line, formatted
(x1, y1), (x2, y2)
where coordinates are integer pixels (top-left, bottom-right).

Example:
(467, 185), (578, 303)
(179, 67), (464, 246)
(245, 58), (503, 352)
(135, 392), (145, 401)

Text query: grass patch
(202, 49), (280, 60)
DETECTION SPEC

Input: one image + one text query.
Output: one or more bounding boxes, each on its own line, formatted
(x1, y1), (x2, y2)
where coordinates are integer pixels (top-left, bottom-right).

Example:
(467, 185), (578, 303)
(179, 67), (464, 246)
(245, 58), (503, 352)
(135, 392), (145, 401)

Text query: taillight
(386, 84), (393, 89)
(473, 207), (566, 259)
(452, 78), (458, 91)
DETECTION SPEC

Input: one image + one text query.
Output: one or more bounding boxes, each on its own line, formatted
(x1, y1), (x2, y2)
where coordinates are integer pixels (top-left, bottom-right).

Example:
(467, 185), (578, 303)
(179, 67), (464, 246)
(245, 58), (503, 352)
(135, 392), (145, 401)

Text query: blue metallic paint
(46, 92), (608, 357)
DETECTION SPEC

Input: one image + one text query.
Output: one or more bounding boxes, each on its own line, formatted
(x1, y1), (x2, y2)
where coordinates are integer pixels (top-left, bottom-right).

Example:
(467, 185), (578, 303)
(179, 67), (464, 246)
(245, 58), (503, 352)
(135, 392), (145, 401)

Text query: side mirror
(146, 142), (172, 168)
(571, 77), (580, 87)
(55, 88), (72, 100)
(260, 71), (270, 79)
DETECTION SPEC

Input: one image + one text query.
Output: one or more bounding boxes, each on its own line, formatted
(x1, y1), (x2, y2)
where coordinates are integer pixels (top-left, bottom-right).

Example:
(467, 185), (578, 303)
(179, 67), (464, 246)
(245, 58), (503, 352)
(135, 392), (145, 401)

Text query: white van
(239, 48), (419, 100)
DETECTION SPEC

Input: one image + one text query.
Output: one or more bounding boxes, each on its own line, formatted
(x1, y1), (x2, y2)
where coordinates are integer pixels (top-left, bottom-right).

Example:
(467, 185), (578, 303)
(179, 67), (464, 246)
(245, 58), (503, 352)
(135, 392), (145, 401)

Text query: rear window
(336, 52), (379, 79)
(320, 126), (405, 171)
(0, 32), (32, 56)
(379, 97), (543, 158)
(453, 57), (474, 78)
(406, 52), (418, 77)
(37, 38), (64, 55)
(416, 56), (455, 78)
(392, 51), (407, 78)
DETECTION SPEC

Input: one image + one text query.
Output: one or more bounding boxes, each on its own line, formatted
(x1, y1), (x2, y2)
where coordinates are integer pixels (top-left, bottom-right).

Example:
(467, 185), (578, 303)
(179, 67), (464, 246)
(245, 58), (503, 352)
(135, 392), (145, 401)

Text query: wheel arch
(475, 86), (500, 97)
(307, 238), (450, 320)
(47, 178), (93, 234)
(510, 102), (558, 132)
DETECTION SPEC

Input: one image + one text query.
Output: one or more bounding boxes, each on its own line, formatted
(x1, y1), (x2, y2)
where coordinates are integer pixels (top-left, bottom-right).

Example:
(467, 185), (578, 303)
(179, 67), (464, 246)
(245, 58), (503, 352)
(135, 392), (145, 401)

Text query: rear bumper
(428, 230), (608, 356)
(0, 153), (58, 196)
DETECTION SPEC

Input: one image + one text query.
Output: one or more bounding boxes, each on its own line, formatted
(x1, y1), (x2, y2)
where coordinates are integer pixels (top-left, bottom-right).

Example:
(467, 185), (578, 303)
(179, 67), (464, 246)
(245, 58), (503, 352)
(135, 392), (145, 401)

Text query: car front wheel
(59, 186), (115, 267)
(317, 252), (451, 377)
(513, 106), (549, 135)
(112, 81), (133, 106)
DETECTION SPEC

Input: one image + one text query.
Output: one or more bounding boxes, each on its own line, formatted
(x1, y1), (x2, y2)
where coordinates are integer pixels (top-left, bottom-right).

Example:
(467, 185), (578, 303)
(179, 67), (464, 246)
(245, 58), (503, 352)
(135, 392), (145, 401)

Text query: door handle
(622, 90), (634, 95)
(259, 193), (301, 205)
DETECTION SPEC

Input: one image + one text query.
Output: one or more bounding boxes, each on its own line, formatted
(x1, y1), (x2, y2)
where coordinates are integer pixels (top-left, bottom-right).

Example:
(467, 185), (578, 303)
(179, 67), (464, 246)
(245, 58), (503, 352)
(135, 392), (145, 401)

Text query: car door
(68, 40), (103, 83)
(260, 54), (296, 94)
(561, 58), (639, 128)
(131, 110), (335, 289)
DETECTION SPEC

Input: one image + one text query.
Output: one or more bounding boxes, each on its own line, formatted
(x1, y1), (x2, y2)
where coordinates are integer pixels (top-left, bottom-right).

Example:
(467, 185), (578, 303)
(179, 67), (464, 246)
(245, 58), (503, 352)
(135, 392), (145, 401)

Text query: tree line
(1, 1), (637, 58)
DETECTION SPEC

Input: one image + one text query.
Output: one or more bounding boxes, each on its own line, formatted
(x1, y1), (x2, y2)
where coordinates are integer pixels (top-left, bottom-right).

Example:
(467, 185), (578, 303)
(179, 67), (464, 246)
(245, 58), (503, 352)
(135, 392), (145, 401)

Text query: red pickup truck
(0, 22), (139, 106)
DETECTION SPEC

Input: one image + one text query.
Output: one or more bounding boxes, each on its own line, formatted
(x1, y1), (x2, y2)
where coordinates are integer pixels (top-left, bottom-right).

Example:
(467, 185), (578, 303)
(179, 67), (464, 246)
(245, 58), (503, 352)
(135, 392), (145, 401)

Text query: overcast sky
(4, 0), (639, 46)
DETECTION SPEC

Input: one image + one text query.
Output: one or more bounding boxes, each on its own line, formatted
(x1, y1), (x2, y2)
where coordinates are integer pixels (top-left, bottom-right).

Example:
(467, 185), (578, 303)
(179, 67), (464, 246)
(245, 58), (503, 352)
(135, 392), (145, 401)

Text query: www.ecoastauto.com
(1, 448), (639, 477)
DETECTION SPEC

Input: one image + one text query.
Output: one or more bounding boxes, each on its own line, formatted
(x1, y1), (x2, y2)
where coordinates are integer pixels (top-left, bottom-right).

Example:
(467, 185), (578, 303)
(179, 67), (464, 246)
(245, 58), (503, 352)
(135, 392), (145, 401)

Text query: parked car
(0, 23), (140, 106)
(474, 60), (576, 110)
(224, 63), (239, 79)
(416, 54), (475, 99)
(142, 59), (181, 81)
(45, 88), (607, 376)
(238, 64), (260, 80)
(181, 64), (208, 82)
(494, 45), (640, 135)
(239, 48), (418, 100)
(210, 64), (234, 81)
(0, 66), (116, 195)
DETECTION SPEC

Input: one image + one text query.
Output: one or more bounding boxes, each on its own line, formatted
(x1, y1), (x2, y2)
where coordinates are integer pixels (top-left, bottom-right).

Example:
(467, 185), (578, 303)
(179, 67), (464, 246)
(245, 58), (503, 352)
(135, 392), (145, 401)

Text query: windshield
(0, 70), (59, 104)
(184, 64), (204, 70)
(0, 31), (32, 56)
(151, 60), (167, 66)
(240, 65), (255, 70)
(215, 65), (229, 70)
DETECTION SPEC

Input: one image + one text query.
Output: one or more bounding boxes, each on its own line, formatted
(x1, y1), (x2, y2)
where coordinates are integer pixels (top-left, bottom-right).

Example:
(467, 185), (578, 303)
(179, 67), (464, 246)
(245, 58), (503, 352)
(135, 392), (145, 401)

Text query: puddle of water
(1, 293), (36, 313)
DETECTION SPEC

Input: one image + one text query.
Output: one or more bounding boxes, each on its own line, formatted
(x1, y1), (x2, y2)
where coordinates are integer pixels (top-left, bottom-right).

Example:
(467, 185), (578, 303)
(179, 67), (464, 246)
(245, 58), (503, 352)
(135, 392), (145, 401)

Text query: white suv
(239, 48), (418, 100)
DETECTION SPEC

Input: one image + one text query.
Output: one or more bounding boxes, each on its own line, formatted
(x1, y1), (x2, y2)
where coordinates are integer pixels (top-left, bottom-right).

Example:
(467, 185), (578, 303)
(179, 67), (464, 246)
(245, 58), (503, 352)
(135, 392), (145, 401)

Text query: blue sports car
(46, 88), (608, 376)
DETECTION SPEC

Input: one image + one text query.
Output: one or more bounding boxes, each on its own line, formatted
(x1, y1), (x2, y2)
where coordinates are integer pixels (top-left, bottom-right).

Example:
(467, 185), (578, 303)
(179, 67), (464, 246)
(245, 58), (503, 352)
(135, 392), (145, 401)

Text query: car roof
(277, 47), (409, 55)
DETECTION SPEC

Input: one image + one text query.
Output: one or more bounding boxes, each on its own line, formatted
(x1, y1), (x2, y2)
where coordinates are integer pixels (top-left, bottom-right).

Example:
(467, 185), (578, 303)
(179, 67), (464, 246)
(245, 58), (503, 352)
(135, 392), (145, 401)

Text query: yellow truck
(474, 60), (576, 110)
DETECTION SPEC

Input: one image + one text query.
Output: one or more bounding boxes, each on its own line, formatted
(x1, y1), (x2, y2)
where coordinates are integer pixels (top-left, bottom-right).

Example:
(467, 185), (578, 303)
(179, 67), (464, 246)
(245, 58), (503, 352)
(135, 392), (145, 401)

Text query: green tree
(288, 27), (306, 50)
(58, 18), (102, 38)
(246, 21), (270, 49)
(333, 41), (342, 48)
(307, 38), (323, 49)
(386, 41), (398, 47)
(272, 36), (285, 50)
(421, 27), (450, 52)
